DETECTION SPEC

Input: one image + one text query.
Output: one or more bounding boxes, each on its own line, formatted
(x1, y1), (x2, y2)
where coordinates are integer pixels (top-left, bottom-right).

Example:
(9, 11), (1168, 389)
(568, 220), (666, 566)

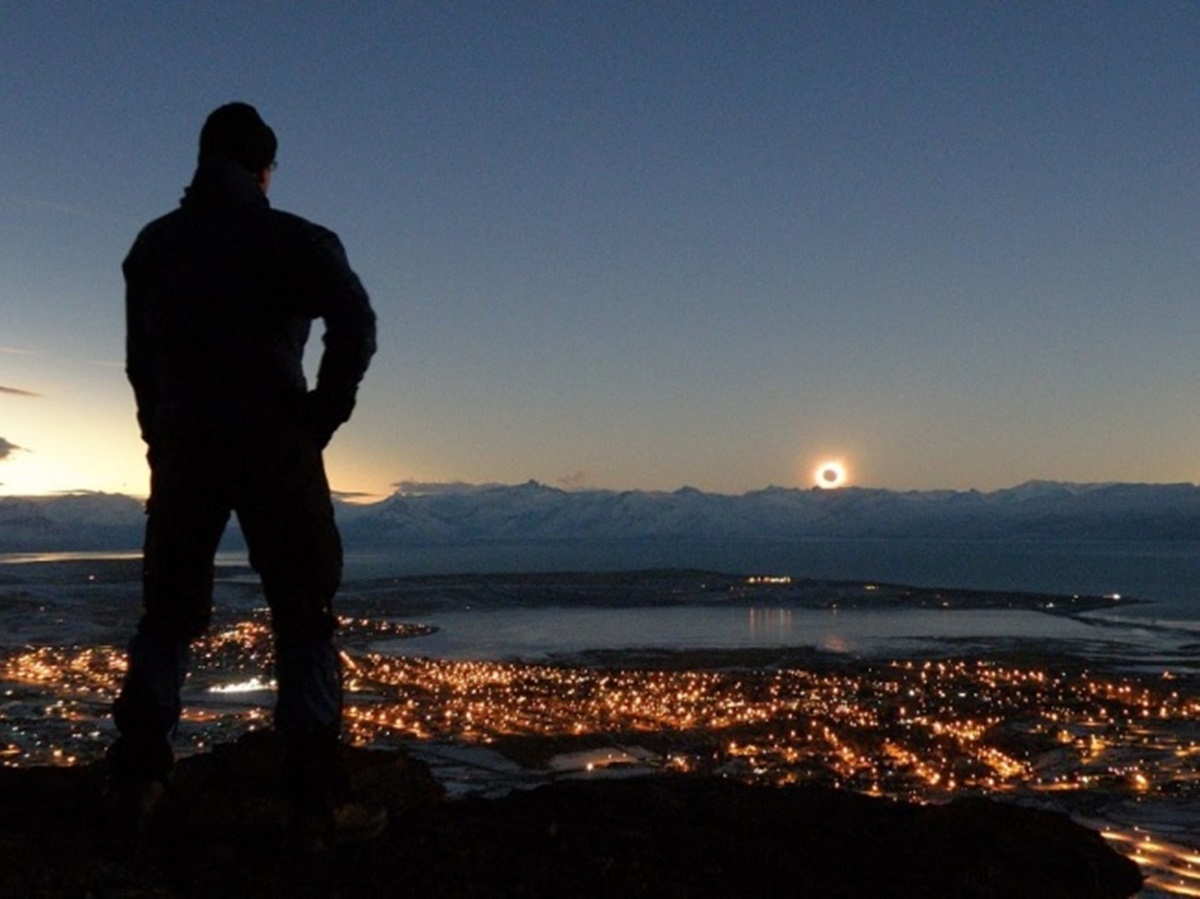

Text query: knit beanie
(198, 102), (277, 173)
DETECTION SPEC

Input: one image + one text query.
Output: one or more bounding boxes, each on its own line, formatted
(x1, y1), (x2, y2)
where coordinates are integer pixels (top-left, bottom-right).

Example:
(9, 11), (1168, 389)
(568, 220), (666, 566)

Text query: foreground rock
(0, 733), (1141, 898)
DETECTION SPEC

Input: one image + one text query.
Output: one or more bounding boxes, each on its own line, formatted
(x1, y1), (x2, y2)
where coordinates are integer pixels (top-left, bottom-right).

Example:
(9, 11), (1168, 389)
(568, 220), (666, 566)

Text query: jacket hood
(180, 158), (270, 211)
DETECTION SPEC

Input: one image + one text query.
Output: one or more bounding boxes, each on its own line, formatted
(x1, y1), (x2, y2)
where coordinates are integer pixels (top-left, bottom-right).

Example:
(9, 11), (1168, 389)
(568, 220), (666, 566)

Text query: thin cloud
(0, 385), (40, 398)
(391, 480), (500, 496)
(557, 470), (596, 491)
(0, 437), (23, 461)
(0, 347), (35, 355)
(31, 197), (94, 218)
(22, 194), (135, 227)
(331, 489), (386, 504)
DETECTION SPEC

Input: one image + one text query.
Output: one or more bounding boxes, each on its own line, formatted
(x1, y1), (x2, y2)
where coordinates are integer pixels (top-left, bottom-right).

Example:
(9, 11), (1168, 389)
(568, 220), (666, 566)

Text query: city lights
(1, 611), (1196, 893)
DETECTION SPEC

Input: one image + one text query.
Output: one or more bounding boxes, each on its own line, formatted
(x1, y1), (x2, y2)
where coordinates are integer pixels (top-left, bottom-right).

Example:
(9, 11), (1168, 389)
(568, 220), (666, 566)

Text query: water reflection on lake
(387, 606), (1146, 662)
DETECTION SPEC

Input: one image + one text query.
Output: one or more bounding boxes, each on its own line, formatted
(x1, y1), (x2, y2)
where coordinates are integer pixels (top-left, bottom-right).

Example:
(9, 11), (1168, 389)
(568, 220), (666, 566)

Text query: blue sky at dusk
(1, 2), (1197, 498)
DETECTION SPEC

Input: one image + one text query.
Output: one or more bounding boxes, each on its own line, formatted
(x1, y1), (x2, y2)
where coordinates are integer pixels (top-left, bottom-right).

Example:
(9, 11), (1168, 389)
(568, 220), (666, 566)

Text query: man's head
(198, 103), (277, 187)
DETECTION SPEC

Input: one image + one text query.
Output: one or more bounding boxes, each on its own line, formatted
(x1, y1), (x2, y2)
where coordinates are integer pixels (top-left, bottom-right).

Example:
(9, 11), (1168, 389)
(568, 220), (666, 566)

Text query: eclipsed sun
(815, 461), (847, 489)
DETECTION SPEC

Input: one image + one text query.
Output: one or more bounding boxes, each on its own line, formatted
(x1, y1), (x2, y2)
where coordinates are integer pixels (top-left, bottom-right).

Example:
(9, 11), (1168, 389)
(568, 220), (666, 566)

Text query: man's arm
(301, 227), (377, 447)
(122, 244), (158, 446)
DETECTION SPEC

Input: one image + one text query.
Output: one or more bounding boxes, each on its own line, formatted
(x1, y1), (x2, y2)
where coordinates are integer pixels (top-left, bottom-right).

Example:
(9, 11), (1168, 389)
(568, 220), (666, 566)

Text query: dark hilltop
(0, 731), (1141, 898)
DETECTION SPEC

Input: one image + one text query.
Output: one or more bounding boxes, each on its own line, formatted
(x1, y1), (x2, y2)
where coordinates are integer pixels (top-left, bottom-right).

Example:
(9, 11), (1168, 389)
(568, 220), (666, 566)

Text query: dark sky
(2, 3), (1197, 497)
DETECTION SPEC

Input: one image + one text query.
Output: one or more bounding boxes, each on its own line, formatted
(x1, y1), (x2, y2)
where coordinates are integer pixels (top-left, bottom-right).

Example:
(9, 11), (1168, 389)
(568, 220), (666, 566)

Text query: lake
(332, 537), (1200, 623)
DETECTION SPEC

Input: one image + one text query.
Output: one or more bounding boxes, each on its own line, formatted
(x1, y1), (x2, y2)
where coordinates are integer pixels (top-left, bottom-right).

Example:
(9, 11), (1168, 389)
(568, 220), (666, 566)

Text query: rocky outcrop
(0, 732), (1142, 897)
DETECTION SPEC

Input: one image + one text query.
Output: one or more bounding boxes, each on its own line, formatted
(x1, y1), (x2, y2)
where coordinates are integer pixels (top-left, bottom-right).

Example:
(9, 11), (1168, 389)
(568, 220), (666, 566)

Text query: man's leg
(235, 437), (343, 807)
(111, 452), (230, 786)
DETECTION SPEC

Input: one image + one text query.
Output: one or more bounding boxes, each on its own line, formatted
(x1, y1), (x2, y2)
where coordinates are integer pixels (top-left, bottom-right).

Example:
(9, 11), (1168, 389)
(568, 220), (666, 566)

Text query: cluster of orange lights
(0, 613), (1197, 893)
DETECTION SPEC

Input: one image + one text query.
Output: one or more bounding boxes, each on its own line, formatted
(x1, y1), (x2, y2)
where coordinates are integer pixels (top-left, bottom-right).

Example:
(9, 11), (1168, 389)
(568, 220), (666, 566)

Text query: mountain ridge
(2, 480), (1200, 551)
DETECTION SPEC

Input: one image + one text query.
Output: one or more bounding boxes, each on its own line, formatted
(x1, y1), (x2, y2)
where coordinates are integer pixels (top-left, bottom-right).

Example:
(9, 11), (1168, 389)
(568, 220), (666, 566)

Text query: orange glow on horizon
(0, 444), (149, 498)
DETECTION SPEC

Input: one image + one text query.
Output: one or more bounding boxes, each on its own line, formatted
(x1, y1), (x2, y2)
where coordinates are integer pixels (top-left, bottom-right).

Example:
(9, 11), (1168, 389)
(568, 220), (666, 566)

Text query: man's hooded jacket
(124, 158), (376, 453)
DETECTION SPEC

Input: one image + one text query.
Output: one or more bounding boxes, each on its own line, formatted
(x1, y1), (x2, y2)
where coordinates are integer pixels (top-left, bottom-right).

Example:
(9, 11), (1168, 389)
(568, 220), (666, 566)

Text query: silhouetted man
(109, 102), (377, 847)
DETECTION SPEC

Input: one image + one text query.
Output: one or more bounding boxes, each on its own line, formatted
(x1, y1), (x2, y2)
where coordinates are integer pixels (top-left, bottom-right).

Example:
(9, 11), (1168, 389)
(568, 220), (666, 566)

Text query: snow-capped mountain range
(3, 480), (1200, 552)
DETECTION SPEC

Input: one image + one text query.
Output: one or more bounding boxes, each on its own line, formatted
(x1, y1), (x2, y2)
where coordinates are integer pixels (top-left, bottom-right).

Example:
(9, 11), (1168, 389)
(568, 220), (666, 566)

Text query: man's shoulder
(267, 208), (341, 243)
(265, 208), (348, 260)
(128, 205), (339, 251)
(134, 207), (187, 239)
(125, 208), (188, 265)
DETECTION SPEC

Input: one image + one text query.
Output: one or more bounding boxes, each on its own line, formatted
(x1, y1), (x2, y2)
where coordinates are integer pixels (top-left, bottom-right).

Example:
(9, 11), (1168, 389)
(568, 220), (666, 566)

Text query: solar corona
(815, 461), (846, 489)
